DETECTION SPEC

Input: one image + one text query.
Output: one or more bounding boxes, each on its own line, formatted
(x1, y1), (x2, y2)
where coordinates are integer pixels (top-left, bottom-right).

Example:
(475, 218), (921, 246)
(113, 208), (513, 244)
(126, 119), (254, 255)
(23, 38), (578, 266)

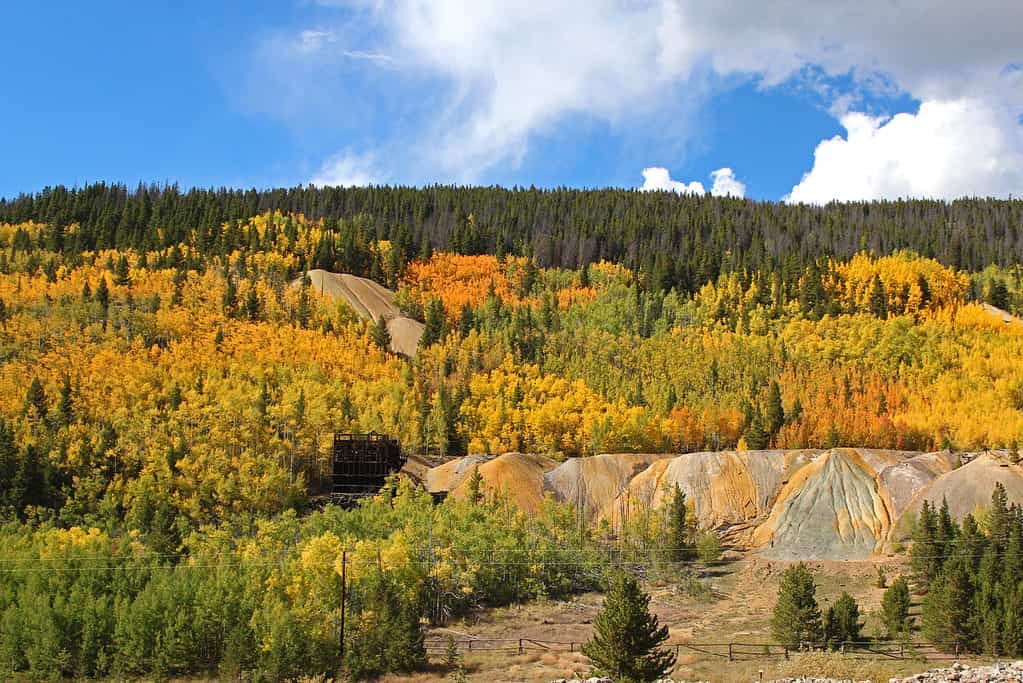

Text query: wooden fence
(424, 637), (974, 662)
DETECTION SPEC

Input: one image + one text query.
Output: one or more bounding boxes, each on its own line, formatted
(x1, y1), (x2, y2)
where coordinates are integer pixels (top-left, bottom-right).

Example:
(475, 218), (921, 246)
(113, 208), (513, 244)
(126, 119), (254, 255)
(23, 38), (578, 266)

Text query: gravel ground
(552, 661), (1023, 683)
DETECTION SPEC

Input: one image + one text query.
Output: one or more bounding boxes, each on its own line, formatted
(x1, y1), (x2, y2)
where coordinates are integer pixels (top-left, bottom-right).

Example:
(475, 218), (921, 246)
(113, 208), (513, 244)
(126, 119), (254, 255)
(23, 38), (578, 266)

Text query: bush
(696, 532), (722, 564)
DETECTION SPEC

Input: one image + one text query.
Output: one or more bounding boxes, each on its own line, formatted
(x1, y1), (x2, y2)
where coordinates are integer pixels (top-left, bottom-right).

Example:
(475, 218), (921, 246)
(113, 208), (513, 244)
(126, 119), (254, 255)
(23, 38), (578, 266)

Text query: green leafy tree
(696, 532), (721, 564)
(344, 572), (426, 680)
(582, 571), (675, 683)
(771, 563), (824, 649)
(881, 576), (912, 638)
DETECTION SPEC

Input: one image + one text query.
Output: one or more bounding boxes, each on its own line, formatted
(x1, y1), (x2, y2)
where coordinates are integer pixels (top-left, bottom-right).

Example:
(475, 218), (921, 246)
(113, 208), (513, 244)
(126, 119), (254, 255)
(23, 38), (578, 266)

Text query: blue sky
(2, 2), (1020, 202)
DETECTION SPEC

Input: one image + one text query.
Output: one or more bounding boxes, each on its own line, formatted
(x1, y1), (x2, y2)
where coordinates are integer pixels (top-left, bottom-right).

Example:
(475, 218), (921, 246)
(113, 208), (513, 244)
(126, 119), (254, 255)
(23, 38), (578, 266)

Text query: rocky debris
(767, 679), (870, 683)
(888, 660), (1023, 683)
(549, 679), (711, 683)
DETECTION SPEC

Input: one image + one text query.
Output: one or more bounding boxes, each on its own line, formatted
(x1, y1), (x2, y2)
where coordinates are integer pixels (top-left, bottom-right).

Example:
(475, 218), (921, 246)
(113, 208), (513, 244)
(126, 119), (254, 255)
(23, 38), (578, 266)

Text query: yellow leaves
(828, 251), (969, 314)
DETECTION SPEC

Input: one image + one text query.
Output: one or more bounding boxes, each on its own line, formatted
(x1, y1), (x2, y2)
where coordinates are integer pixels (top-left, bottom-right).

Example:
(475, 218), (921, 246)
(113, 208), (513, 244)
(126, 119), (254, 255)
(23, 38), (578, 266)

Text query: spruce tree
(466, 465), (484, 505)
(421, 298), (446, 348)
(771, 563), (824, 649)
(370, 317), (391, 352)
(665, 484), (692, 562)
(114, 254), (131, 285)
(922, 559), (976, 652)
(911, 500), (940, 588)
(56, 374), (74, 428)
(95, 276), (110, 314)
(457, 302), (475, 337)
(764, 381), (785, 438)
(824, 592), (862, 649)
(868, 274), (888, 318)
(744, 409), (769, 450)
(582, 571), (675, 683)
(881, 575), (912, 638)
(24, 377), (47, 420)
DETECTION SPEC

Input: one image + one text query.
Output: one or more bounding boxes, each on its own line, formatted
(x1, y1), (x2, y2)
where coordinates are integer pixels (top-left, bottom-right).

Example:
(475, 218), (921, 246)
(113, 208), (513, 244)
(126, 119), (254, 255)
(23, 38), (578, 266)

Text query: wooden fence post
(518, 639), (523, 654)
(728, 642), (733, 661)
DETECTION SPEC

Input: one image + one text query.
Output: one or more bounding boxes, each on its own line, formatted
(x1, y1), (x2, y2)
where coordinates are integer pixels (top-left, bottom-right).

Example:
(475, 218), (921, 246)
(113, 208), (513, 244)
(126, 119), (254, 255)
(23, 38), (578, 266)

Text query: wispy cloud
(245, 1), (1023, 198)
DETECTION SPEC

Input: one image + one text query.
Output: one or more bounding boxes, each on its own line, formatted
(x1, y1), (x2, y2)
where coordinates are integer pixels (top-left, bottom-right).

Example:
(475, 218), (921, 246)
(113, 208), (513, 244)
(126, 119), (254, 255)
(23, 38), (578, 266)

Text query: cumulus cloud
(640, 166), (746, 198)
(641, 167), (705, 194)
(309, 152), (380, 187)
(709, 168), (746, 197)
(275, 1), (1023, 197)
(787, 98), (1023, 203)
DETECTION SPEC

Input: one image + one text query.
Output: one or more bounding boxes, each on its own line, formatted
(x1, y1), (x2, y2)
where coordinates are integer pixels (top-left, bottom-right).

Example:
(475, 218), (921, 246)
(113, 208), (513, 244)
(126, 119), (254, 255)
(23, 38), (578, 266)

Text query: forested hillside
(1, 186), (1023, 678)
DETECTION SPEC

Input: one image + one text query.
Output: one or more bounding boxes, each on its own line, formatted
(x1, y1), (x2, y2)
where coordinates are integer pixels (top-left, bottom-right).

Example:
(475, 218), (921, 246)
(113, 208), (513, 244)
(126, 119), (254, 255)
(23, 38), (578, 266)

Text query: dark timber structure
(330, 432), (406, 505)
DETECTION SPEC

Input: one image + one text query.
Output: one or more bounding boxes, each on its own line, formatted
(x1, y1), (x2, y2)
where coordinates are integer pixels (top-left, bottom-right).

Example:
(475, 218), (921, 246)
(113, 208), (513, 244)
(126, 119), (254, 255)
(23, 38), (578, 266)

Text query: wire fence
(423, 637), (977, 662)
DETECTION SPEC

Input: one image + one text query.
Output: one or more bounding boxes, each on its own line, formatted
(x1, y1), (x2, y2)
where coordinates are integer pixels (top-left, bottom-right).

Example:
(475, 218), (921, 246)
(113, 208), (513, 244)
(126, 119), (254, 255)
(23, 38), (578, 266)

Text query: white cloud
(271, 1), (1023, 197)
(787, 98), (1023, 203)
(641, 167), (705, 194)
(640, 166), (746, 198)
(309, 152), (380, 187)
(709, 167), (745, 198)
(297, 29), (336, 53)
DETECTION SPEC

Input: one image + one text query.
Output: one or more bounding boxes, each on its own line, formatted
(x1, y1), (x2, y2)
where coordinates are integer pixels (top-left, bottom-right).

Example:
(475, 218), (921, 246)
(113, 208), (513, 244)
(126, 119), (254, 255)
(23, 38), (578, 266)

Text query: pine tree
(95, 276), (110, 316)
(24, 377), (47, 420)
(114, 254), (131, 285)
(974, 543), (1003, 655)
(771, 563), (824, 649)
(244, 285), (261, 321)
(665, 484), (692, 562)
(881, 576), (912, 638)
(56, 374), (74, 428)
(825, 422), (840, 449)
(868, 274), (888, 318)
(457, 302), (475, 338)
(466, 464), (484, 505)
(421, 298), (446, 348)
(744, 409), (769, 450)
(370, 317), (391, 352)
(936, 496), (957, 557)
(911, 500), (940, 588)
(988, 482), (1010, 550)
(824, 592), (862, 649)
(222, 276), (238, 317)
(922, 559), (976, 653)
(764, 381), (785, 438)
(582, 571), (675, 683)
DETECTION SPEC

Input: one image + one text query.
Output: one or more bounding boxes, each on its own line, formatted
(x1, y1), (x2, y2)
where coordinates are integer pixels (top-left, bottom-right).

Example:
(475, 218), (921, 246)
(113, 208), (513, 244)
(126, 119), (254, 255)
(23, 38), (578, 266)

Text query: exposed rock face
(415, 449), (1023, 560)
(753, 449), (890, 560)
(543, 453), (675, 520)
(297, 269), (425, 356)
(896, 452), (1023, 527)
(445, 452), (559, 514)
(607, 450), (819, 543)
